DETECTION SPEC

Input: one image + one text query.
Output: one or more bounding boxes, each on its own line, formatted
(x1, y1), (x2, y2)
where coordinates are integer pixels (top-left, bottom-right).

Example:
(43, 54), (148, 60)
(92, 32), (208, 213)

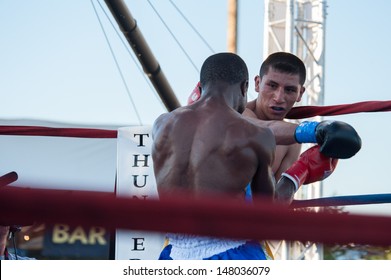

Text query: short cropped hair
(260, 52), (306, 85)
(200, 53), (249, 86)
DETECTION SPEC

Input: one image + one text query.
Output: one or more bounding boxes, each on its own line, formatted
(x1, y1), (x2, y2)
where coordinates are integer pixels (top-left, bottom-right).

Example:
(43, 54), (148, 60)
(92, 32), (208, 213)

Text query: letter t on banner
(115, 126), (165, 260)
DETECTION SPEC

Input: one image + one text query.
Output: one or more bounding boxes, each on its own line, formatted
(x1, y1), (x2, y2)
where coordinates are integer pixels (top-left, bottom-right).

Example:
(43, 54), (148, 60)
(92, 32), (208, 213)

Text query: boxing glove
(295, 120), (362, 159)
(187, 82), (201, 105)
(281, 145), (338, 191)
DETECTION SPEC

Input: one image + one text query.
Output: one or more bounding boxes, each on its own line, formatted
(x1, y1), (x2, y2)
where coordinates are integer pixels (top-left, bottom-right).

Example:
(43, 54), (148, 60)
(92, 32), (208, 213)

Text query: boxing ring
(1, 100), (391, 258)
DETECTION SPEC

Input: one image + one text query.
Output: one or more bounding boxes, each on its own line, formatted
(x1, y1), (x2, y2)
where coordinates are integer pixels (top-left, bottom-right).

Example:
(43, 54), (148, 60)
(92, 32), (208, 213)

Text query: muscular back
(152, 102), (276, 199)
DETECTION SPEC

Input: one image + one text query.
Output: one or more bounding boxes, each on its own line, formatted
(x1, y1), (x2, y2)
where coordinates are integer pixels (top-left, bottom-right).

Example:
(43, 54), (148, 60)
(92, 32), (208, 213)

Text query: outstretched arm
(243, 109), (298, 145)
(243, 108), (361, 159)
(188, 82), (361, 159)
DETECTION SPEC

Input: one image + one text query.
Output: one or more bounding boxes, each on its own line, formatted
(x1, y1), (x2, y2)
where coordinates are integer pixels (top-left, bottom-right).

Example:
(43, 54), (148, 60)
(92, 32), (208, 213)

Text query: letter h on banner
(115, 126), (165, 260)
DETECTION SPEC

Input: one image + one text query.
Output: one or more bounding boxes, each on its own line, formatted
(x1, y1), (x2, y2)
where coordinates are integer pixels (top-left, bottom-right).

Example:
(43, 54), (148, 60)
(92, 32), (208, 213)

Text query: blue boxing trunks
(159, 234), (272, 260)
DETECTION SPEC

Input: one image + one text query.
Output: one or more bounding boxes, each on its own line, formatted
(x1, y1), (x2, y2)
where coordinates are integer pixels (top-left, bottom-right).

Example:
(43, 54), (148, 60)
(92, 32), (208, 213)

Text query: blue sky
(0, 0), (390, 215)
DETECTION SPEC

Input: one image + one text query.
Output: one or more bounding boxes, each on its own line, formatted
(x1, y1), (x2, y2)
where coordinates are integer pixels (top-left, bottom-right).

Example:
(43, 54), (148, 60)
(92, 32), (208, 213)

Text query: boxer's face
(254, 69), (304, 120)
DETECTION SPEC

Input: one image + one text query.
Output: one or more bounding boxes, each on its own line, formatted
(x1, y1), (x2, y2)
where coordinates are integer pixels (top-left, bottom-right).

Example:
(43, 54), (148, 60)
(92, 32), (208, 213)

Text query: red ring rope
(0, 125), (117, 138)
(0, 100), (390, 138)
(286, 100), (391, 119)
(1, 187), (390, 246)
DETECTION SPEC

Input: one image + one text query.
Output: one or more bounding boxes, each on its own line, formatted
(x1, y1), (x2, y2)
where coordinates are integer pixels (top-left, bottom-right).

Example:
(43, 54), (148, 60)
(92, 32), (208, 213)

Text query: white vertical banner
(115, 126), (165, 260)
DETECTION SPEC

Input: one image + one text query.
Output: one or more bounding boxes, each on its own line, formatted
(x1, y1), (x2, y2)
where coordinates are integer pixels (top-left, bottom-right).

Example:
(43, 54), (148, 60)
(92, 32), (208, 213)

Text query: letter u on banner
(115, 126), (165, 260)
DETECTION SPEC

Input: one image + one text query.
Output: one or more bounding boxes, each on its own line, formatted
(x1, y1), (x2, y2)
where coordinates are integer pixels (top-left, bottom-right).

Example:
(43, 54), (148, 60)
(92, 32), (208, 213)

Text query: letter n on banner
(115, 126), (165, 260)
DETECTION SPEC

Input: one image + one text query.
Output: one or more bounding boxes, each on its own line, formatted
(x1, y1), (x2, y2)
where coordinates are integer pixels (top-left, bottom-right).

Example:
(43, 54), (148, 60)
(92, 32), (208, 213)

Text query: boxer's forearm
(245, 117), (298, 145)
(274, 176), (296, 205)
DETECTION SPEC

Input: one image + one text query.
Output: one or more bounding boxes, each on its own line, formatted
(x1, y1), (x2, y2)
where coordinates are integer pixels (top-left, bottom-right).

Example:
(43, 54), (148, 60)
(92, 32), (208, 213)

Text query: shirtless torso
(152, 93), (276, 200)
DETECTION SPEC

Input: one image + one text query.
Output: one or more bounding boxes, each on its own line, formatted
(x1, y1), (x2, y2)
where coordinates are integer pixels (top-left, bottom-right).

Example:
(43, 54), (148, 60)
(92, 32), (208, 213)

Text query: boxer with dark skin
(152, 52), (276, 200)
(152, 52), (277, 260)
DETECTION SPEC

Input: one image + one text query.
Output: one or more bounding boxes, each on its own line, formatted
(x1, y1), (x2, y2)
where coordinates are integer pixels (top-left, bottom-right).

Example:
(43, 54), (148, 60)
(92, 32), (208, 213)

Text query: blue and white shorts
(159, 234), (272, 260)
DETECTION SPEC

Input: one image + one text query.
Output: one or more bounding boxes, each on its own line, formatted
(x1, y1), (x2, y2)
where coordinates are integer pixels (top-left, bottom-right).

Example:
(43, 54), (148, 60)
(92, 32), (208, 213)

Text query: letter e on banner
(115, 126), (165, 260)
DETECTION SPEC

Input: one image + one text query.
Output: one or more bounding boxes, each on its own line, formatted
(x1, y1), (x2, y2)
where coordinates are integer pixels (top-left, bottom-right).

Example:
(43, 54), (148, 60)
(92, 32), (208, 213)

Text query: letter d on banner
(115, 126), (165, 260)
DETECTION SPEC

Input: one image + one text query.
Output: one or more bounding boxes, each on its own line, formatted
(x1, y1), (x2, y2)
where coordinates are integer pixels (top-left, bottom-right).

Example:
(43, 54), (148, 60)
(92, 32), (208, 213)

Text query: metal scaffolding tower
(263, 0), (327, 260)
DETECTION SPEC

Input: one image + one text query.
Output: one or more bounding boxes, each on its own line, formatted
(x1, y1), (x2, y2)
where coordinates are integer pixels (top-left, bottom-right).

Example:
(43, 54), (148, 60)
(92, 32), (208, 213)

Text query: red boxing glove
(281, 145), (338, 191)
(187, 82), (201, 105)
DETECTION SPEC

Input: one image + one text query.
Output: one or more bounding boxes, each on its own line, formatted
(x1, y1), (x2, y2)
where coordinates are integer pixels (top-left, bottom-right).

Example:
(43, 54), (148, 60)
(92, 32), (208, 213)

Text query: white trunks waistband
(166, 233), (248, 260)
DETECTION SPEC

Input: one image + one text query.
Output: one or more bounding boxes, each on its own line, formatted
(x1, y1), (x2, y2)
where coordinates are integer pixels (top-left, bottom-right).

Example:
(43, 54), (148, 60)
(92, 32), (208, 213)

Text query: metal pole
(104, 0), (181, 111)
(227, 0), (238, 53)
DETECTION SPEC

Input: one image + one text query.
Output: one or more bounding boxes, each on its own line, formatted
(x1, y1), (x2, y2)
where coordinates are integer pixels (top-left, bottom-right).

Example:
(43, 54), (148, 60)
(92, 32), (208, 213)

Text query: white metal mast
(263, 0), (327, 260)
